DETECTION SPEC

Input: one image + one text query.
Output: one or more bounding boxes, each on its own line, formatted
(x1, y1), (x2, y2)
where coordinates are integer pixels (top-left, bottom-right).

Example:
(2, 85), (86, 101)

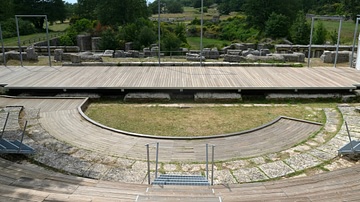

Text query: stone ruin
(186, 53), (206, 62)
(320, 51), (351, 64)
(202, 48), (220, 59)
(0, 47), (38, 63)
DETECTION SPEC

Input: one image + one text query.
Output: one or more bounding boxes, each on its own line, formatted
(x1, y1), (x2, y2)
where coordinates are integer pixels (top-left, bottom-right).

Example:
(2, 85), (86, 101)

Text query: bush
(264, 12), (289, 38)
(313, 21), (327, 45)
(99, 29), (120, 50)
(1, 18), (37, 38)
(59, 35), (74, 46)
(289, 11), (310, 45)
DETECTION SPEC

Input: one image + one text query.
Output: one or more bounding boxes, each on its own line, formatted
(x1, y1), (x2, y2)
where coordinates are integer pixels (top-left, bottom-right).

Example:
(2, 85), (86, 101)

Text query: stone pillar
(91, 37), (101, 52)
(25, 47), (38, 61)
(77, 35), (92, 51)
(54, 49), (63, 62)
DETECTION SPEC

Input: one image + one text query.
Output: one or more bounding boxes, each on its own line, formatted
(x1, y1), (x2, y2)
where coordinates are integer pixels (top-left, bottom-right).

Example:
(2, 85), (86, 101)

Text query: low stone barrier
(194, 92), (242, 102)
(124, 93), (171, 102)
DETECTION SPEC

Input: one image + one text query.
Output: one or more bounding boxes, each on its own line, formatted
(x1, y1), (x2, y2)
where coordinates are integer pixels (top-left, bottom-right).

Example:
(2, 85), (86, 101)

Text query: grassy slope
(2, 23), (69, 46)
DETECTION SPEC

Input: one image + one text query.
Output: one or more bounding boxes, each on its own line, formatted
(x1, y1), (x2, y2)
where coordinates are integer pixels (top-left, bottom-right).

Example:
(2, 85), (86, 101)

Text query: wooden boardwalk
(0, 66), (359, 90)
(1, 155), (360, 201)
(0, 96), (322, 162)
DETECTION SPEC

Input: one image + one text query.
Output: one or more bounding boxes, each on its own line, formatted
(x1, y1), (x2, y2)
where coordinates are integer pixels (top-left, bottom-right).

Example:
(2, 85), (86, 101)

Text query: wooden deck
(0, 66), (359, 90)
(0, 97), (322, 162)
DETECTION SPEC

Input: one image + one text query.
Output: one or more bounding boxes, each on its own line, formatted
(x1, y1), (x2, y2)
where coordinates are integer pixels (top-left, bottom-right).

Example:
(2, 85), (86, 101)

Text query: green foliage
(244, 0), (301, 31)
(219, 16), (259, 42)
(59, 18), (93, 46)
(118, 18), (157, 50)
(13, 0), (66, 29)
(97, 0), (148, 27)
(329, 29), (339, 45)
(99, 29), (119, 50)
(167, 1), (184, 13)
(138, 26), (157, 48)
(59, 35), (74, 46)
(313, 21), (328, 45)
(0, 18), (37, 39)
(218, 0), (245, 15)
(161, 32), (182, 54)
(71, 19), (93, 33)
(289, 11), (310, 45)
(264, 12), (289, 38)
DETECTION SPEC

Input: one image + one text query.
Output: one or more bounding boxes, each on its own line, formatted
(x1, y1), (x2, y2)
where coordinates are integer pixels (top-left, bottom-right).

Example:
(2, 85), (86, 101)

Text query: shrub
(264, 12), (289, 38)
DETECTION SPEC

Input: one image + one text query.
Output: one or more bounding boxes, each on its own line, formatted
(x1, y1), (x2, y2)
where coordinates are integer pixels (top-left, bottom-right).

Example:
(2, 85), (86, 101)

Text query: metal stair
(151, 174), (210, 186)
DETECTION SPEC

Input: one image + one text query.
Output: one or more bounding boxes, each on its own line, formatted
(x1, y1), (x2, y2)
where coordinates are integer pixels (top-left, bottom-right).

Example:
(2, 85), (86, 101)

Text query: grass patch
(313, 20), (355, 45)
(85, 103), (329, 137)
(2, 23), (68, 46)
(187, 37), (231, 50)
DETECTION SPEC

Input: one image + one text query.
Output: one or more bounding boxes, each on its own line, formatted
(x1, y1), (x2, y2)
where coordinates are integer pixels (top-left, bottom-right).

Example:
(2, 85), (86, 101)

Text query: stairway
(151, 174), (210, 186)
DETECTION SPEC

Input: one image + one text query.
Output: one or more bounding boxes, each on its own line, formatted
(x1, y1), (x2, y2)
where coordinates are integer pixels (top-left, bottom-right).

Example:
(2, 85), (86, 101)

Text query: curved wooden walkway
(1, 156), (360, 201)
(0, 96), (322, 162)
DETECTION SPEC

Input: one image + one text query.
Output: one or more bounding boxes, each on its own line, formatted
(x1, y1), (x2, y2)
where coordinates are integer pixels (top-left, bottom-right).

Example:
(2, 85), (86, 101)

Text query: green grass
(85, 103), (330, 137)
(2, 23), (68, 46)
(313, 20), (356, 44)
(187, 37), (231, 49)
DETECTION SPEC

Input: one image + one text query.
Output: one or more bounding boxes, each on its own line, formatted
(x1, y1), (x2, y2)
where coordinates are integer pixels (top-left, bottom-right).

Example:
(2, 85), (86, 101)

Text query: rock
(223, 55), (246, 63)
(186, 53), (206, 61)
(25, 47), (38, 61)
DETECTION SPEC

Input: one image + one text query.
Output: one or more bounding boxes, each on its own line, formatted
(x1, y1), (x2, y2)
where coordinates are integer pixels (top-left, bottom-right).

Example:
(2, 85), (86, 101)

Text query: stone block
(186, 53), (205, 61)
(202, 48), (220, 59)
(114, 50), (125, 58)
(224, 55), (246, 63)
(25, 47), (38, 61)
(76, 35), (92, 51)
(320, 51), (351, 63)
(54, 49), (63, 61)
(246, 54), (285, 63)
(103, 50), (114, 57)
(124, 93), (171, 102)
(91, 37), (101, 52)
(70, 54), (81, 63)
(194, 92), (242, 102)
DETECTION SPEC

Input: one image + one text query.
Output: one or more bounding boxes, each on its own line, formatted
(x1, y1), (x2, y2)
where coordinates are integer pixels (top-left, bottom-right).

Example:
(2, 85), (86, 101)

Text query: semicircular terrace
(0, 96), (322, 162)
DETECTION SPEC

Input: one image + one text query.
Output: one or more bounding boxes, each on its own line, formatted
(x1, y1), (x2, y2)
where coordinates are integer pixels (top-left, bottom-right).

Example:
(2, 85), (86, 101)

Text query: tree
(244, 0), (301, 31)
(167, 1), (184, 14)
(13, 0), (66, 29)
(193, 0), (214, 8)
(161, 32), (182, 54)
(0, 0), (14, 20)
(289, 11), (311, 45)
(313, 21), (327, 45)
(97, 0), (148, 26)
(264, 12), (289, 38)
(76, 0), (99, 20)
(99, 29), (119, 50)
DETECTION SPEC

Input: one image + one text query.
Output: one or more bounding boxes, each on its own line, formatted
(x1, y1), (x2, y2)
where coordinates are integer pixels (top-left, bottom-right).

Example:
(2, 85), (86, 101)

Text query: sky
(64, 0), (155, 4)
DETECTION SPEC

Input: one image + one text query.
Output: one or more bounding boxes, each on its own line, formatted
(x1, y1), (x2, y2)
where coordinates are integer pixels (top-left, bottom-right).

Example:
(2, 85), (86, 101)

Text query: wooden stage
(0, 65), (359, 91)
